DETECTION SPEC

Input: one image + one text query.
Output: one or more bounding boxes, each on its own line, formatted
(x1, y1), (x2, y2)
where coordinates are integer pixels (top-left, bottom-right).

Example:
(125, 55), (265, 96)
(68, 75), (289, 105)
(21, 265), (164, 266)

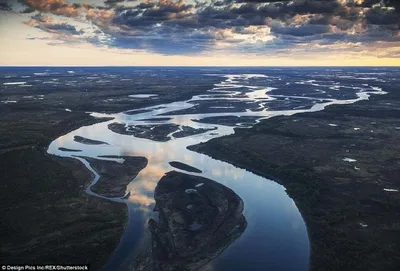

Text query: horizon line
(1, 65), (400, 68)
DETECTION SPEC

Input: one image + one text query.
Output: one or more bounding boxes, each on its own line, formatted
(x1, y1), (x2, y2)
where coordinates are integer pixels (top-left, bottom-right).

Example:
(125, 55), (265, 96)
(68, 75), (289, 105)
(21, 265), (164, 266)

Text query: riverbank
(0, 70), (219, 269)
(87, 156), (148, 198)
(190, 88), (400, 270)
(0, 110), (126, 270)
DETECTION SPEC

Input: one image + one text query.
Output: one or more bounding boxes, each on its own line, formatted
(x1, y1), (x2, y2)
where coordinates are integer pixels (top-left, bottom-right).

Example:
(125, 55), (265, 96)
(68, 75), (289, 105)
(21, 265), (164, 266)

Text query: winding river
(47, 72), (386, 271)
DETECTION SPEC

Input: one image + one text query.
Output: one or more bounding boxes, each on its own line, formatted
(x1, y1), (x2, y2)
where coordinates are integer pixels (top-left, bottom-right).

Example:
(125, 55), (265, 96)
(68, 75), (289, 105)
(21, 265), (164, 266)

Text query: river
(47, 71), (386, 271)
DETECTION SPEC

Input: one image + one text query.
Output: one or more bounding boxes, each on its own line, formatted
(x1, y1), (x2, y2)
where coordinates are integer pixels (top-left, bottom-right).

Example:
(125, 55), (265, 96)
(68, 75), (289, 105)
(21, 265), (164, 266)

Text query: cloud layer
(4, 0), (400, 58)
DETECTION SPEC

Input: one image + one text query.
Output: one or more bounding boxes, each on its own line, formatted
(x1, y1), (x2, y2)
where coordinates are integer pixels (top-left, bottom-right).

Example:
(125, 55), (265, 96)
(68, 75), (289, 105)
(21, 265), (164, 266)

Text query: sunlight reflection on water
(47, 72), (387, 271)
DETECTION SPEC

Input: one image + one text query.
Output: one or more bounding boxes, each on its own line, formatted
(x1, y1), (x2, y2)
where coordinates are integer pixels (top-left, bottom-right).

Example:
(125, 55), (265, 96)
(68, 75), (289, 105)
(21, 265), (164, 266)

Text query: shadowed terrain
(0, 68), (218, 269)
(2, 67), (400, 270)
(191, 85), (400, 271)
(133, 171), (247, 271)
(87, 156), (148, 198)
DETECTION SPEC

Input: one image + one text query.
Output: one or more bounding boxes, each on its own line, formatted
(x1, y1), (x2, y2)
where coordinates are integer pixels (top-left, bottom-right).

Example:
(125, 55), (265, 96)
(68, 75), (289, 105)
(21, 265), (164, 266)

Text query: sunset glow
(1, 0), (399, 66)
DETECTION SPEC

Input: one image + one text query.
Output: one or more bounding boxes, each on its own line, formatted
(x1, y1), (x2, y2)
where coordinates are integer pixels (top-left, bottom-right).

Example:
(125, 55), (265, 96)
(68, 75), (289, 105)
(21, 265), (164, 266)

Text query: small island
(73, 135), (109, 145)
(133, 171), (247, 271)
(169, 161), (202, 173)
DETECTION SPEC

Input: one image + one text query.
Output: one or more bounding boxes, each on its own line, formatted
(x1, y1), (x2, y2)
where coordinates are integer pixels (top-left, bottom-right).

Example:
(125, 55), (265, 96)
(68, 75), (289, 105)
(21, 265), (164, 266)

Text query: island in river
(133, 171), (246, 271)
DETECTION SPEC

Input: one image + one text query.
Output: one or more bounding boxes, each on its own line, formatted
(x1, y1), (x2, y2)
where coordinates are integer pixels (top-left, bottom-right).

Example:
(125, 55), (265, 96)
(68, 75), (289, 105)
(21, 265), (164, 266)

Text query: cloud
(137, 1), (156, 9)
(22, 0), (80, 17)
(13, 0), (400, 57)
(26, 14), (82, 35)
(104, 0), (126, 8)
(0, 1), (12, 11)
(86, 8), (115, 28)
(112, 0), (194, 26)
(365, 5), (399, 25)
(271, 22), (331, 37)
(45, 21), (82, 34)
(104, 0), (125, 4)
(21, 7), (36, 13)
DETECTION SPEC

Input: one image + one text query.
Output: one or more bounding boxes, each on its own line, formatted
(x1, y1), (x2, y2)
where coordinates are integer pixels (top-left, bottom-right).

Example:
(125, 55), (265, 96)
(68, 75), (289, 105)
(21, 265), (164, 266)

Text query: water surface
(44, 68), (393, 270)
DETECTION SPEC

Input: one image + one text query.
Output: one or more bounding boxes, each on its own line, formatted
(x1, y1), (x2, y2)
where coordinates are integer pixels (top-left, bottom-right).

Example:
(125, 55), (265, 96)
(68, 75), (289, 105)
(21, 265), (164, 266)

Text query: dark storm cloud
(216, 0), (291, 4)
(0, 1), (11, 10)
(212, 0), (342, 18)
(105, 0), (125, 3)
(238, 0), (289, 2)
(21, 6), (36, 13)
(27, 14), (83, 35)
(12, 0), (400, 56)
(258, 0), (344, 18)
(44, 22), (81, 34)
(213, 0), (229, 7)
(88, 0), (211, 54)
(365, 5), (400, 25)
(103, 0), (400, 54)
(271, 23), (331, 37)
(363, 1), (400, 13)
(104, 0), (125, 6)
(358, 0), (380, 8)
(190, 0), (348, 29)
(137, 1), (156, 9)
(112, 0), (194, 28)
(308, 15), (359, 31)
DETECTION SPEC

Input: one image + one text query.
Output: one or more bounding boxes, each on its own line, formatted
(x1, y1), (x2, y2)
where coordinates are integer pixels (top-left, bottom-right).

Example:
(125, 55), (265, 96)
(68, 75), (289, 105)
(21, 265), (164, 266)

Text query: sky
(0, 0), (399, 66)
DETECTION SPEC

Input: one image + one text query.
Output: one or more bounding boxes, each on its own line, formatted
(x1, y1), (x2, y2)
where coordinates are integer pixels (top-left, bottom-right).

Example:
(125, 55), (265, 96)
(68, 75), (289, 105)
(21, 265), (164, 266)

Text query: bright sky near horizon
(0, 0), (400, 66)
